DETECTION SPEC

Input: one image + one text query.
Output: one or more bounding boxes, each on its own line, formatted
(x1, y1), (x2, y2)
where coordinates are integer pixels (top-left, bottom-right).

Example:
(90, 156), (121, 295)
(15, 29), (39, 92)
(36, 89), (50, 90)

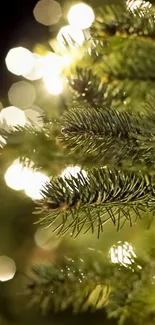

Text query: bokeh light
(5, 47), (34, 76)
(24, 108), (43, 128)
(61, 166), (87, 189)
(34, 227), (60, 249)
(0, 256), (16, 282)
(8, 81), (36, 109)
(33, 0), (62, 26)
(0, 106), (26, 127)
(24, 171), (50, 200)
(43, 53), (63, 77)
(68, 3), (95, 29)
(110, 241), (137, 268)
(44, 75), (63, 95)
(57, 25), (85, 47)
(4, 160), (33, 191)
(23, 53), (44, 81)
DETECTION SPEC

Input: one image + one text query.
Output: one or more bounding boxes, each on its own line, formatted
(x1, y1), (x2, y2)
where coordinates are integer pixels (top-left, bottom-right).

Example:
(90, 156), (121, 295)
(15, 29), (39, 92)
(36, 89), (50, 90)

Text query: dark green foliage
(60, 107), (155, 170)
(36, 167), (155, 237)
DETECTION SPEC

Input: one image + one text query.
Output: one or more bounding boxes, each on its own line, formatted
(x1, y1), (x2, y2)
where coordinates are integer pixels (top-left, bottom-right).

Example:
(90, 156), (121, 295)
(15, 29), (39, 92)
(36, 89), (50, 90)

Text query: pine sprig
(28, 254), (111, 313)
(92, 1), (155, 39)
(35, 167), (155, 237)
(60, 107), (155, 169)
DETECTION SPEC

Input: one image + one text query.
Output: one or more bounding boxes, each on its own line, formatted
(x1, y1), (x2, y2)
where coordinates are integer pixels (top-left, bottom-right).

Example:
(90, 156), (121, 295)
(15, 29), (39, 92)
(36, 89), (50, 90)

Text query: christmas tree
(1, 0), (155, 324)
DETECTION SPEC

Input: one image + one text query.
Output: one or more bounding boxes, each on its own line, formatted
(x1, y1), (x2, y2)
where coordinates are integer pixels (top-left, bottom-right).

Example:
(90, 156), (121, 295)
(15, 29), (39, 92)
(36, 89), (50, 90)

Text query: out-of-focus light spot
(0, 107), (26, 127)
(110, 241), (137, 268)
(23, 54), (44, 80)
(26, 105), (43, 114)
(43, 53), (63, 77)
(34, 227), (60, 249)
(8, 81), (36, 109)
(68, 3), (95, 29)
(33, 0), (62, 26)
(43, 75), (63, 95)
(24, 108), (43, 128)
(0, 256), (16, 282)
(57, 25), (85, 47)
(4, 159), (32, 191)
(127, 0), (152, 11)
(5, 47), (34, 76)
(24, 171), (50, 200)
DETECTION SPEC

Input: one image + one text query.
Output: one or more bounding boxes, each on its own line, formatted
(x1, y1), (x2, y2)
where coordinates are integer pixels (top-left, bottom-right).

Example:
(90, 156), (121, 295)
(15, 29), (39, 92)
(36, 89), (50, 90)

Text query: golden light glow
(5, 159), (50, 199)
(33, 0), (62, 26)
(43, 53), (63, 76)
(4, 160), (32, 191)
(68, 3), (95, 29)
(57, 25), (85, 47)
(43, 75), (63, 95)
(0, 106), (26, 127)
(8, 81), (36, 109)
(5, 47), (34, 76)
(24, 171), (50, 200)
(23, 53), (44, 80)
(110, 241), (136, 268)
(0, 256), (16, 282)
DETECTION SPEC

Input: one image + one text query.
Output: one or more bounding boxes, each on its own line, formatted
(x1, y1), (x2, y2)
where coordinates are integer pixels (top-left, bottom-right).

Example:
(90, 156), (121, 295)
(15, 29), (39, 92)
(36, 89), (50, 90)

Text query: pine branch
(35, 167), (155, 237)
(28, 254), (111, 313)
(92, 1), (155, 39)
(60, 107), (155, 169)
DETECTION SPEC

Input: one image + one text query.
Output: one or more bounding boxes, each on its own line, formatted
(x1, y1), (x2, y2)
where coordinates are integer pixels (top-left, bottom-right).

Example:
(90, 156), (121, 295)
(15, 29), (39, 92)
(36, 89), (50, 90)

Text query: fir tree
(2, 1), (155, 325)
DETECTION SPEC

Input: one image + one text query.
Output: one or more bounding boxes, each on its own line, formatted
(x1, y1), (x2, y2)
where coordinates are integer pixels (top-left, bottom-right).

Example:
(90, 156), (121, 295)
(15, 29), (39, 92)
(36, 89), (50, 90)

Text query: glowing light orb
(23, 54), (44, 81)
(68, 3), (95, 29)
(0, 256), (16, 282)
(5, 47), (34, 76)
(33, 0), (62, 26)
(43, 75), (63, 95)
(110, 241), (137, 268)
(34, 227), (60, 249)
(4, 160), (32, 191)
(8, 81), (36, 109)
(24, 108), (43, 128)
(43, 53), (63, 77)
(57, 25), (85, 47)
(0, 106), (26, 127)
(24, 171), (50, 200)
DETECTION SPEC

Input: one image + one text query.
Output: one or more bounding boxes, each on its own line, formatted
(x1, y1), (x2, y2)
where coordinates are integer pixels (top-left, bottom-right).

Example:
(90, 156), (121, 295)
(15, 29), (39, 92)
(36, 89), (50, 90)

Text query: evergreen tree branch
(36, 167), (155, 237)
(60, 107), (155, 169)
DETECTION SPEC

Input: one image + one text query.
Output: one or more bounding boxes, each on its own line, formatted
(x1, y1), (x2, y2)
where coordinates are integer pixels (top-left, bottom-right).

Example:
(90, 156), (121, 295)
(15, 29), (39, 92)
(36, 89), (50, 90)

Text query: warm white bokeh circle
(8, 81), (36, 109)
(5, 47), (34, 76)
(34, 227), (60, 249)
(68, 3), (95, 29)
(0, 106), (26, 127)
(24, 108), (43, 128)
(4, 161), (32, 191)
(43, 75), (63, 95)
(24, 171), (50, 200)
(33, 0), (62, 26)
(0, 256), (16, 282)
(57, 25), (85, 47)
(23, 54), (44, 80)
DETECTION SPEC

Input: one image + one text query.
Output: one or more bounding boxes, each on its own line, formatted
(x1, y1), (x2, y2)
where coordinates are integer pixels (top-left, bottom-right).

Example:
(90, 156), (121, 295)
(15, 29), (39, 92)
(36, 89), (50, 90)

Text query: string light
(0, 106), (26, 127)
(33, 0), (62, 26)
(8, 81), (36, 109)
(68, 3), (95, 29)
(57, 25), (85, 47)
(110, 241), (137, 268)
(0, 256), (16, 282)
(5, 47), (34, 76)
